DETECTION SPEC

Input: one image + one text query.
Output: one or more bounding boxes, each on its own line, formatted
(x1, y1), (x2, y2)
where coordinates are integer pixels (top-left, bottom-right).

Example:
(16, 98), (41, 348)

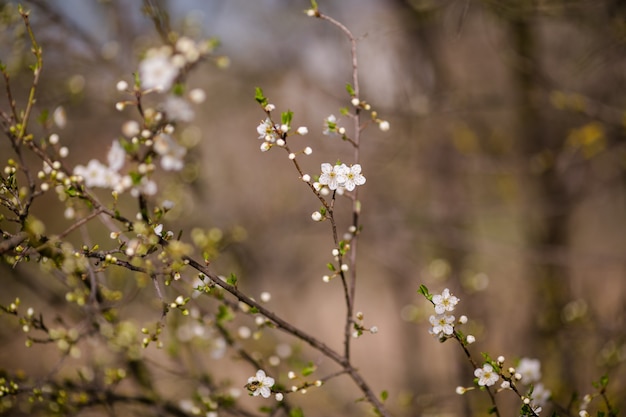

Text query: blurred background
(1, 0), (625, 416)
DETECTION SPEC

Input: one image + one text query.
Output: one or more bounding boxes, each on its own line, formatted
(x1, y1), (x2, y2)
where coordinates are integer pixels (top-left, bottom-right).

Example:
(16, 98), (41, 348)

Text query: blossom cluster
(427, 288), (459, 339)
(317, 162), (366, 192)
(139, 36), (213, 92)
(424, 287), (552, 415)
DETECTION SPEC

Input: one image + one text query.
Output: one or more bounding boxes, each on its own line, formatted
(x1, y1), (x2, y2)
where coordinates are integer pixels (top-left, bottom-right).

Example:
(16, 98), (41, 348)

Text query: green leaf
(599, 374), (609, 388)
(281, 110), (293, 126)
(380, 390), (388, 401)
(326, 263), (336, 272)
(345, 83), (355, 96)
(38, 109), (49, 125)
(255, 87), (268, 107)
(302, 362), (316, 376)
(417, 284), (430, 299)
(216, 305), (234, 323)
(226, 273), (238, 287)
(289, 407), (304, 417)
(309, 0), (318, 9)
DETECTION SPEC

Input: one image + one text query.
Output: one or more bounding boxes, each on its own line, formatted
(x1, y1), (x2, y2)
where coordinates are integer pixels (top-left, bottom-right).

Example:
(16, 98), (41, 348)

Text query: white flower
(74, 159), (116, 188)
(176, 36), (200, 62)
(162, 95), (195, 122)
(343, 164), (366, 191)
(257, 118), (280, 142)
(531, 383), (551, 408)
(429, 314), (455, 336)
(378, 120), (390, 132)
(318, 163), (347, 191)
(153, 134), (186, 171)
(516, 358), (542, 384)
(297, 126), (308, 135)
(432, 288), (459, 314)
(247, 370), (274, 398)
(475, 364), (499, 387)
(139, 53), (178, 91)
(107, 140), (126, 172)
(130, 177), (158, 197)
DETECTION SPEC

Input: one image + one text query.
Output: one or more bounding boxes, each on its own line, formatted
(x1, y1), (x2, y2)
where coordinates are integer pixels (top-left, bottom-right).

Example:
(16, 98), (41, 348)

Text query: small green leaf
(417, 284), (430, 299)
(326, 263), (336, 272)
(289, 407), (304, 417)
(255, 87), (268, 106)
(380, 390), (388, 401)
(216, 305), (234, 323)
(226, 273), (238, 287)
(599, 374), (609, 388)
(281, 110), (293, 126)
(302, 362), (316, 376)
(345, 83), (355, 96)
(310, 0), (318, 9)
(38, 109), (49, 125)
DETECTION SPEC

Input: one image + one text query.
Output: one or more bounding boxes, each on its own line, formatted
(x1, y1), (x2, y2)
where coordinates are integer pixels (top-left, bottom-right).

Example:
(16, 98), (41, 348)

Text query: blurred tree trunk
(390, 2), (473, 414)
(502, 3), (576, 387)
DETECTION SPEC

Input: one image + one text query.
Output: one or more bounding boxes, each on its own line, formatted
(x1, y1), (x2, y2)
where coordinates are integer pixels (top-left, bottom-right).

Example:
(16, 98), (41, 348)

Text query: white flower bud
(116, 80), (129, 91)
(379, 120), (390, 132)
(311, 211), (323, 222)
(188, 88), (206, 104)
(351, 98), (360, 106)
(297, 126), (308, 135)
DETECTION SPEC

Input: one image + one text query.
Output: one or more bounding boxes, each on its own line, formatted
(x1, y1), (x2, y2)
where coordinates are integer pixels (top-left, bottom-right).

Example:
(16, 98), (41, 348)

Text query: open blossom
(162, 95), (195, 122)
(343, 164), (366, 191)
(153, 133), (186, 171)
(432, 288), (459, 314)
(74, 159), (119, 189)
(246, 370), (274, 398)
(257, 118), (279, 143)
(475, 364), (499, 387)
(516, 358), (542, 384)
(429, 314), (455, 336)
(139, 51), (179, 91)
(107, 140), (126, 172)
(318, 163), (366, 191)
(319, 163), (347, 190)
(531, 383), (551, 408)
